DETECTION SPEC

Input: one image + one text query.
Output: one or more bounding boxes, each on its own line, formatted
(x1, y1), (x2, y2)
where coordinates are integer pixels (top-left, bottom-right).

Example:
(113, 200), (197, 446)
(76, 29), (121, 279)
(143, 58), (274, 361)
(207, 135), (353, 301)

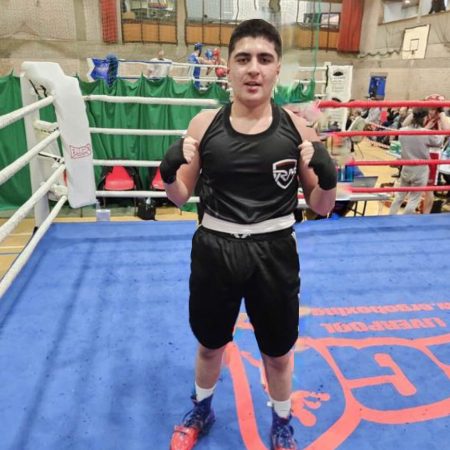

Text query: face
(428, 108), (439, 119)
(157, 50), (164, 59)
(227, 37), (280, 106)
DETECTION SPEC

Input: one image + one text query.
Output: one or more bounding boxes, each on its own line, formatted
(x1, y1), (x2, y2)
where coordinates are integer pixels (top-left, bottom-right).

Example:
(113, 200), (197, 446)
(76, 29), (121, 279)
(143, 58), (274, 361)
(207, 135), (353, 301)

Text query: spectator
(347, 109), (367, 151)
(365, 95), (381, 126)
(389, 108), (443, 215)
(429, 0), (446, 13)
(148, 49), (171, 79)
(422, 94), (450, 213)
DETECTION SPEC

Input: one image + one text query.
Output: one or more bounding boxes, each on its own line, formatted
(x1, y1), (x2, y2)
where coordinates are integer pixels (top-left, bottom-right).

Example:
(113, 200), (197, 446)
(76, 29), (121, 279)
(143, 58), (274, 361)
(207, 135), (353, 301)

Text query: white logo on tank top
(273, 159), (297, 189)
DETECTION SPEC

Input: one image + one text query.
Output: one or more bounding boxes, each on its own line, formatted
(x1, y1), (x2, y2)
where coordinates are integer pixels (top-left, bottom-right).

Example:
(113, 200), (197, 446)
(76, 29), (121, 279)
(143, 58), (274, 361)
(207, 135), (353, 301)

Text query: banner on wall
(324, 64), (353, 130)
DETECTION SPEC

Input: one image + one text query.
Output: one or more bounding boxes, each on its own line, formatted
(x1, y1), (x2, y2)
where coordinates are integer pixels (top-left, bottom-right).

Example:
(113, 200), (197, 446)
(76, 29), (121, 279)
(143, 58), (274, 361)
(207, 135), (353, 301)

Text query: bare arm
(285, 109), (336, 216)
(438, 112), (450, 130)
(164, 109), (218, 207)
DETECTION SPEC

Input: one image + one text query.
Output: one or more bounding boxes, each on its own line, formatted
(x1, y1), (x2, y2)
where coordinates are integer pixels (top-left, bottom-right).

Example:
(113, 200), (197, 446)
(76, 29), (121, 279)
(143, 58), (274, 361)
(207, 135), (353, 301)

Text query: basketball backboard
(402, 24), (430, 60)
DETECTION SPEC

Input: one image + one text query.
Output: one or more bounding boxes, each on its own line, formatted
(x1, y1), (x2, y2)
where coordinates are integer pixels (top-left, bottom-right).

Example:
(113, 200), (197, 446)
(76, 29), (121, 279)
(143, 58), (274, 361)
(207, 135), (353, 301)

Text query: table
(297, 192), (390, 216)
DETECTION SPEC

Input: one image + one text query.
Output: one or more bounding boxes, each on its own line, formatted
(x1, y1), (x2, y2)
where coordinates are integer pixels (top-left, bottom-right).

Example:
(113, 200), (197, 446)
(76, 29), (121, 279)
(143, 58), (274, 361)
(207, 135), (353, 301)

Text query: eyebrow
(233, 52), (275, 59)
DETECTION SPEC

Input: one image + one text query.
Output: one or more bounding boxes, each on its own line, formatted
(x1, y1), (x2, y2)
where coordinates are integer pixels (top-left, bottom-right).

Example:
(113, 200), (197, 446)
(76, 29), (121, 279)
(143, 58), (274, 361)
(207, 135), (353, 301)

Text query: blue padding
(0, 215), (449, 449)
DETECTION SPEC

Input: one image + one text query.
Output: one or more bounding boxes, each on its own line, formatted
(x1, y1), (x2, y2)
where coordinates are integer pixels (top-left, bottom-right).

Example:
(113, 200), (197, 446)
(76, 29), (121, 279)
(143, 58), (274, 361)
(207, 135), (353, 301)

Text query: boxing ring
(0, 63), (450, 449)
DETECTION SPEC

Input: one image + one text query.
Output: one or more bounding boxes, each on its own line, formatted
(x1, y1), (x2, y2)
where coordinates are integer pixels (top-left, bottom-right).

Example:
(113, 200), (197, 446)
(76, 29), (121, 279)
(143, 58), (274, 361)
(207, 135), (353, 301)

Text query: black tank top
(198, 102), (302, 224)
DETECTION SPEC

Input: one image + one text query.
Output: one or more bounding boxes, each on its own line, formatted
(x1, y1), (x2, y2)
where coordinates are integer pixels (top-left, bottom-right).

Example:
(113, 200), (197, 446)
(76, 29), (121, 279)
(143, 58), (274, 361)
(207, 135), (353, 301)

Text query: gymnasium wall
(0, 0), (449, 101)
(354, 3), (450, 100)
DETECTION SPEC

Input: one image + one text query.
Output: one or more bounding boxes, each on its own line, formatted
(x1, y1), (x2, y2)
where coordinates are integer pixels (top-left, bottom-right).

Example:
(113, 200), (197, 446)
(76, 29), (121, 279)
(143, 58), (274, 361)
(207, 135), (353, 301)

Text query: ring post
(21, 62), (96, 208)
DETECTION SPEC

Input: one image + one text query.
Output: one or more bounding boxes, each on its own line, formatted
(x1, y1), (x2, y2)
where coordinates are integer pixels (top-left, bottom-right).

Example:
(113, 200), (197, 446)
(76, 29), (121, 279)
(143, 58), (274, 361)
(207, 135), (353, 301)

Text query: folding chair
(150, 167), (165, 191)
(348, 116), (367, 158)
(102, 166), (138, 214)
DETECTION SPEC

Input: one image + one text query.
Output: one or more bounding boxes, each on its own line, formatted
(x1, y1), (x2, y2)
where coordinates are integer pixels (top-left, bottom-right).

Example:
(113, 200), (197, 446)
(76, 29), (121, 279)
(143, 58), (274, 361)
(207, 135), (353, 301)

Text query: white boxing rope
(97, 189), (388, 205)
(90, 128), (186, 136)
(93, 159), (160, 167)
(171, 76), (228, 84)
(0, 195), (67, 298)
(22, 62), (96, 208)
(118, 59), (227, 71)
(97, 190), (199, 202)
(0, 96), (54, 131)
(120, 75), (229, 85)
(83, 95), (220, 107)
(167, 61), (227, 70)
(0, 130), (60, 185)
(0, 165), (66, 245)
(293, 79), (326, 85)
(297, 66), (328, 72)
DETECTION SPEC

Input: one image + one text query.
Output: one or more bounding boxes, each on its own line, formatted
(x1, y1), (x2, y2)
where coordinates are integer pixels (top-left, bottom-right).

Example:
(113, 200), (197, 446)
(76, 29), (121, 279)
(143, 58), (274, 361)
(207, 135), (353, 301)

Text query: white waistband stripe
(202, 213), (295, 235)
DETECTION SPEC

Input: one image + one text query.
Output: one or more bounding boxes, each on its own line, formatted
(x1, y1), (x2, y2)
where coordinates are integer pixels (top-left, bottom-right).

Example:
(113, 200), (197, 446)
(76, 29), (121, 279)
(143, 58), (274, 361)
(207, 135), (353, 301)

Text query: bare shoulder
(187, 108), (221, 141)
(282, 106), (320, 142)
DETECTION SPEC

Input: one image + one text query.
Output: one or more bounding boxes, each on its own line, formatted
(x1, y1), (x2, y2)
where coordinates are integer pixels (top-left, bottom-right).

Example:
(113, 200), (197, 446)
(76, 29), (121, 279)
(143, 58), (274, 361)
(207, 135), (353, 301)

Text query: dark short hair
(228, 19), (282, 58)
(412, 107), (428, 127)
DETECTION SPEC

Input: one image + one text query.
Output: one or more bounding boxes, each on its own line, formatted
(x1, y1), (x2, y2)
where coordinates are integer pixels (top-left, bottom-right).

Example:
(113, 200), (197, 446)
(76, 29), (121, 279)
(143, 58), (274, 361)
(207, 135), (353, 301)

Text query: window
(121, 1), (177, 43)
(303, 13), (321, 25)
(320, 12), (340, 28)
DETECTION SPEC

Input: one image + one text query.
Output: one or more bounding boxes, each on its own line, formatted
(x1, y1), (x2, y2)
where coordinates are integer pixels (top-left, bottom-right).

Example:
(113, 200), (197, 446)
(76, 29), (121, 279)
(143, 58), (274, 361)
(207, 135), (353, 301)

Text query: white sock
(271, 397), (292, 419)
(195, 382), (216, 402)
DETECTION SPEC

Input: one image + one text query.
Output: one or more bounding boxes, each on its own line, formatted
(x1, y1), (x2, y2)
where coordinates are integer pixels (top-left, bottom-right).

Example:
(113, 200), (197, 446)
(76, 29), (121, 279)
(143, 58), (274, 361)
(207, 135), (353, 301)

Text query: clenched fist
(299, 140), (315, 166)
(299, 140), (337, 191)
(182, 136), (199, 163)
(160, 137), (198, 184)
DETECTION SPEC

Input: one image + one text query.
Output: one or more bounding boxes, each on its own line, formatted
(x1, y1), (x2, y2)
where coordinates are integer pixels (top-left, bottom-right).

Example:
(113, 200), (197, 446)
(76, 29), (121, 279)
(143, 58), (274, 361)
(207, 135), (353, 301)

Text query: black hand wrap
(159, 138), (187, 184)
(309, 141), (337, 191)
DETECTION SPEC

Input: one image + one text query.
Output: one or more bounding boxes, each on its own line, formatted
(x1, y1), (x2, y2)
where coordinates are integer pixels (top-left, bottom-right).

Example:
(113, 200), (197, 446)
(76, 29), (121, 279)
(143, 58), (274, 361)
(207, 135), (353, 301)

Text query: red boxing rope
(336, 129), (450, 137)
(318, 100), (450, 109)
(350, 185), (450, 194)
(347, 159), (450, 167)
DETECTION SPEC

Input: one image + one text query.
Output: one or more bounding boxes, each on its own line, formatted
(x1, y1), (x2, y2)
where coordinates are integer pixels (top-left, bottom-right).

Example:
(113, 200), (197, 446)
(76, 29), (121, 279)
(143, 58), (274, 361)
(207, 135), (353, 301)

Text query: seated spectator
(347, 109), (367, 151)
(365, 95), (381, 126)
(345, 99), (356, 130)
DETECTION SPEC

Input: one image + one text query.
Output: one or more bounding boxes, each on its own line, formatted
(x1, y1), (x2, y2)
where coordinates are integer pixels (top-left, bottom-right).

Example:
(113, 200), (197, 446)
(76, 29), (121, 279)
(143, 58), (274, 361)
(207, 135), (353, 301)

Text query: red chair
(150, 167), (165, 190)
(104, 166), (135, 191)
(103, 166), (137, 213)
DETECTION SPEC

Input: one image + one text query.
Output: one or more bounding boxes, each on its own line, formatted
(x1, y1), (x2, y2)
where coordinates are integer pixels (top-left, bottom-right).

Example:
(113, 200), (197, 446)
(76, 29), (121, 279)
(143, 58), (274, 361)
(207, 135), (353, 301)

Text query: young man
(161, 19), (337, 450)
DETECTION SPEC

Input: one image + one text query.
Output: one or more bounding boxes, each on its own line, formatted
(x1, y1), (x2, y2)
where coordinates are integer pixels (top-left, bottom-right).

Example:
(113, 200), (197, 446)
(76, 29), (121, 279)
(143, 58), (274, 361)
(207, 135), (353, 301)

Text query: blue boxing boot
(170, 394), (215, 450)
(270, 409), (297, 450)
